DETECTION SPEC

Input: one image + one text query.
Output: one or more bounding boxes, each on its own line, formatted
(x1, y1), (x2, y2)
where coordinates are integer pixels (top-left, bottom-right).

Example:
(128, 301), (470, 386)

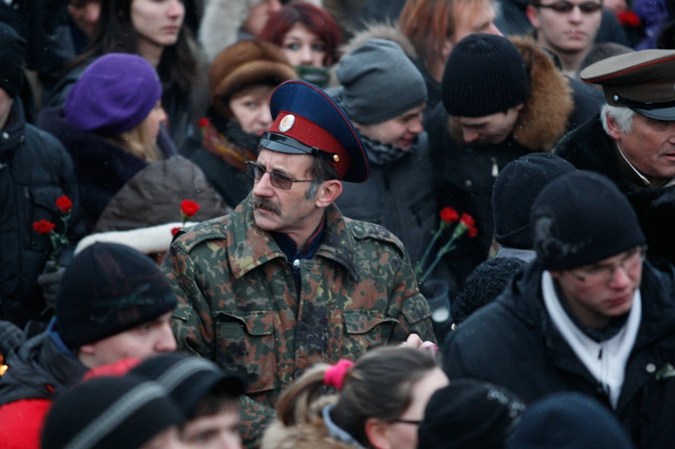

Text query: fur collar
(448, 36), (573, 152)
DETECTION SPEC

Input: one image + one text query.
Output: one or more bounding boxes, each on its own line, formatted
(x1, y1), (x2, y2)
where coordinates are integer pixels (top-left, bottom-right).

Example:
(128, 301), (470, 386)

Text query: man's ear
(604, 111), (623, 141)
(364, 418), (391, 449)
(526, 4), (541, 28)
(314, 179), (343, 208)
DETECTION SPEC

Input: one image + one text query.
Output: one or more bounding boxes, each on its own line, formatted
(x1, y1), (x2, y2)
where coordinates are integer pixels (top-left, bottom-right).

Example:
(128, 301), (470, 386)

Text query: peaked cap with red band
(260, 79), (370, 183)
(581, 49), (675, 121)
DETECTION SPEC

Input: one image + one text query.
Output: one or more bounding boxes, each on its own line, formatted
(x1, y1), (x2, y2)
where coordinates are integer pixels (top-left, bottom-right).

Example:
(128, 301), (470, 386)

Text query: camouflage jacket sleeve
(162, 223), (277, 448)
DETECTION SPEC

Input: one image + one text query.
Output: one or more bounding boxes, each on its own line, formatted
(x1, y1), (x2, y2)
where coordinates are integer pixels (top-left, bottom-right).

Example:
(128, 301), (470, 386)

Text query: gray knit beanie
(442, 34), (530, 118)
(335, 38), (427, 125)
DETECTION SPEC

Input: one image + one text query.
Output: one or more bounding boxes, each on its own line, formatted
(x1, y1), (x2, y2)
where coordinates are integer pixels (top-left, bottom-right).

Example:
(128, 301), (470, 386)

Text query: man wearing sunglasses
(527, 0), (604, 79)
(443, 170), (675, 447)
(162, 79), (436, 448)
(555, 50), (675, 268)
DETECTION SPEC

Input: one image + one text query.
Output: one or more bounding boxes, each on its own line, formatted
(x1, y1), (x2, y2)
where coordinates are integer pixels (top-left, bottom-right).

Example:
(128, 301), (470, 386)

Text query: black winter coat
(555, 113), (675, 265)
(443, 259), (675, 448)
(0, 100), (84, 327)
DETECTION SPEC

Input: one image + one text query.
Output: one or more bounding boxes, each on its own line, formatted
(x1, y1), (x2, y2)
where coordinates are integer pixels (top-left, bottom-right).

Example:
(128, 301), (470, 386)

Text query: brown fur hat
(208, 40), (297, 119)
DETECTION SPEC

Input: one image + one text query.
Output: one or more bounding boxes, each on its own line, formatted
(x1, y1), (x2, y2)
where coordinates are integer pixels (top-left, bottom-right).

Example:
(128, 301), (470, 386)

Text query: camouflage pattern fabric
(162, 193), (435, 448)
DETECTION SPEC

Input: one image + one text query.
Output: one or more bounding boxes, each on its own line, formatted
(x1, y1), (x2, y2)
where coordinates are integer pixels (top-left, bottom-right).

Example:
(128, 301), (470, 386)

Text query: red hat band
(269, 111), (351, 179)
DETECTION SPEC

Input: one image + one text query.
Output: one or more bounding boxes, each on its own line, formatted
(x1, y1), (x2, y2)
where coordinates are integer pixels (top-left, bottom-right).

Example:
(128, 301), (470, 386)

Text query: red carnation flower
(439, 207), (459, 224)
(33, 219), (56, 234)
(55, 195), (73, 214)
(180, 200), (200, 219)
(171, 227), (181, 236)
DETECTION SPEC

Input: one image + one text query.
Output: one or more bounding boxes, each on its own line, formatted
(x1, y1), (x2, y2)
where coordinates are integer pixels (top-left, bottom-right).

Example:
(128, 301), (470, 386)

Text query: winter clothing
(532, 171), (646, 271)
(442, 34), (530, 118)
(555, 112), (675, 264)
(451, 256), (527, 325)
(506, 392), (635, 449)
(429, 36), (573, 286)
(187, 118), (258, 207)
(419, 379), (526, 449)
(56, 242), (177, 348)
(330, 32), (438, 278)
(0, 319), (88, 447)
(442, 257), (675, 448)
(42, 375), (184, 449)
(187, 40), (295, 207)
(37, 106), (228, 232)
(43, 57), (196, 150)
(335, 133), (438, 275)
(64, 54), (162, 136)
(0, 22), (26, 99)
(131, 353), (246, 417)
(163, 195), (435, 448)
(209, 40), (296, 120)
(262, 80), (371, 183)
(581, 49), (675, 121)
(0, 99), (85, 327)
(333, 39), (427, 125)
(493, 153), (576, 250)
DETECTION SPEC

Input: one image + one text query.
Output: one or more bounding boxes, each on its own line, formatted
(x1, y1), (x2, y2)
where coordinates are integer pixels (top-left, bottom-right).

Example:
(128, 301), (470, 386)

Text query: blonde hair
(109, 115), (162, 162)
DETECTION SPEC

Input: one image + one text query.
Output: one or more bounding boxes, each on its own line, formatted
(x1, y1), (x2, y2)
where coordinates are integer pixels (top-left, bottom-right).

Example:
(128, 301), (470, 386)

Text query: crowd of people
(2, 0), (675, 447)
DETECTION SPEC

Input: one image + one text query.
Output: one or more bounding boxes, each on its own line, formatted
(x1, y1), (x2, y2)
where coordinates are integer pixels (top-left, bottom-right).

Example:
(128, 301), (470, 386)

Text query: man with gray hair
(443, 170), (675, 447)
(555, 49), (675, 265)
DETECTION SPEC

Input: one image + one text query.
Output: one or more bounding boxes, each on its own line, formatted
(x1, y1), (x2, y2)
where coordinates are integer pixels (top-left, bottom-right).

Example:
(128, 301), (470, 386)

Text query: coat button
(646, 363), (656, 373)
(293, 259), (300, 268)
(464, 179), (472, 187)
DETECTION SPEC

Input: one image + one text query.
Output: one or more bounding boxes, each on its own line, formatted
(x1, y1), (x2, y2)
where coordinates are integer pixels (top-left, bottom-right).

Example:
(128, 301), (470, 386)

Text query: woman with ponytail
(261, 346), (448, 449)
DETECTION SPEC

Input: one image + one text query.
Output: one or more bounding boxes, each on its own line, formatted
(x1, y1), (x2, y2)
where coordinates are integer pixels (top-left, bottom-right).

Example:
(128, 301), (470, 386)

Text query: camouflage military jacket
(163, 194), (434, 446)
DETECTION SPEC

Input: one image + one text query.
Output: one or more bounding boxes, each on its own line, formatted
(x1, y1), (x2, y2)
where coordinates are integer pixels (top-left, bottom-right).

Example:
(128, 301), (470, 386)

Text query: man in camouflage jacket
(162, 80), (435, 447)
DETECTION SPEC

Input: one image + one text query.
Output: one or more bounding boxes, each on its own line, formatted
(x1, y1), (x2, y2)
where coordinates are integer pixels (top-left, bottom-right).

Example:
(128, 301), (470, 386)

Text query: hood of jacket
(93, 155), (231, 232)
(0, 325), (86, 406)
(0, 100), (26, 164)
(449, 36), (574, 152)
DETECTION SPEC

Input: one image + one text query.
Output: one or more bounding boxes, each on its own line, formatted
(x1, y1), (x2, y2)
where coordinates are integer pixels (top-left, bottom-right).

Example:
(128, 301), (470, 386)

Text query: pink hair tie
(324, 359), (354, 391)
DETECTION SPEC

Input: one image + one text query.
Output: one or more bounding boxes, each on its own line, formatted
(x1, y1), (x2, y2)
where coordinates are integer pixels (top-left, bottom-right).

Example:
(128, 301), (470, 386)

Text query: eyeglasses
(535, 0), (603, 13)
(245, 161), (314, 190)
(568, 245), (647, 284)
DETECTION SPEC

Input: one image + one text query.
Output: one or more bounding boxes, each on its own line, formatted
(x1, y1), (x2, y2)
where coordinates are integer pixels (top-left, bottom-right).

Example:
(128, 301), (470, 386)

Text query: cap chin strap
(612, 93), (675, 111)
(259, 132), (340, 163)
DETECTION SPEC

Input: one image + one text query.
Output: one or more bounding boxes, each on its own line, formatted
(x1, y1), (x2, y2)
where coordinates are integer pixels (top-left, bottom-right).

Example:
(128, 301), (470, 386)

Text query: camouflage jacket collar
(227, 197), (360, 280)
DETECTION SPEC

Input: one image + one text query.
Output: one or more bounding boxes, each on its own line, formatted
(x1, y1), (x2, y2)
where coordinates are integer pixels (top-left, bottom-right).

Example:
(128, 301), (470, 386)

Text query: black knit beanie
(506, 392), (635, 448)
(531, 171), (646, 271)
(131, 353), (246, 418)
(442, 34), (529, 117)
(418, 379), (526, 449)
(493, 153), (576, 249)
(56, 242), (177, 348)
(0, 22), (26, 98)
(42, 375), (184, 449)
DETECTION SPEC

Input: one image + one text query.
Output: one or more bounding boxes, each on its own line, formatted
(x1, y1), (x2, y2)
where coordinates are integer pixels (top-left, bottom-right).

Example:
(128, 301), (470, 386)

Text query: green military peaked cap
(581, 49), (675, 120)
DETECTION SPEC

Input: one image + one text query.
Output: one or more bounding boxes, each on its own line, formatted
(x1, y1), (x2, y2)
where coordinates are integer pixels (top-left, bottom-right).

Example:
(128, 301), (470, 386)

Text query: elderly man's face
(551, 246), (644, 329)
(606, 112), (675, 183)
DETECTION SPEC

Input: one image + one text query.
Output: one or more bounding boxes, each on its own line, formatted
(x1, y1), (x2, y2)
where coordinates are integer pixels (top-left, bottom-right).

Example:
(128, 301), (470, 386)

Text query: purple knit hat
(65, 53), (162, 136)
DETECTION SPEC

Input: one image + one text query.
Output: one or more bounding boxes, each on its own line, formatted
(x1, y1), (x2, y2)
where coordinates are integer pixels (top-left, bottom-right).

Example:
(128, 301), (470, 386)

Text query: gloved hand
(37, 261), (65, 311)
